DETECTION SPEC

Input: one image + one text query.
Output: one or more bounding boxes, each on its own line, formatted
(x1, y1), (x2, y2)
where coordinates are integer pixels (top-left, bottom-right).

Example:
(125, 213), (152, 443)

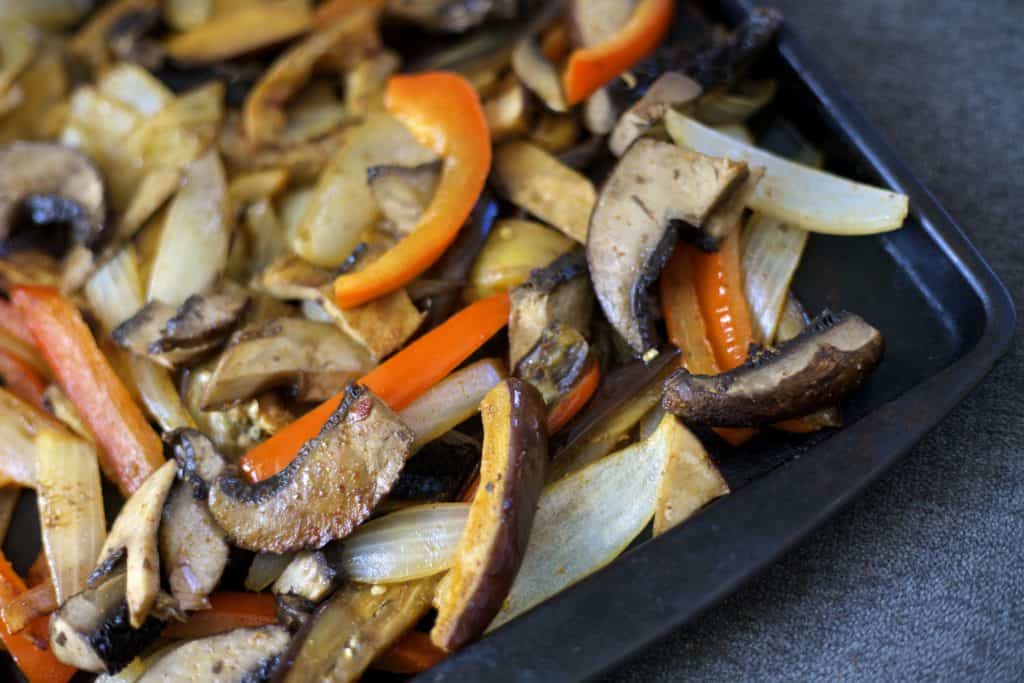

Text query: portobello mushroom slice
(366, 161), (441, 235)
(92, 460), (177, 628)
(113, 281), (250, 368)
(609, 72), (703, 157)
(50, 568), (167, 673)
(514, 323), (591, 405)
(389, 431), (481, 505)
(663, 311), (884, 427)
(508, 249), (593, 369)
(197, 385), (414, 553)
(492, 141), (597, 244)
(160, 431), (230, 612)
(274, 577), (438, 683)
(384, 0), (493, 32)
(136, 626), (290, 683)
(0, 142), (107, 257)
(273, 550), (338, 604)
(432, 379), (548, 651)
(200, 318), (374, 410)
(586, 139), (748, 355)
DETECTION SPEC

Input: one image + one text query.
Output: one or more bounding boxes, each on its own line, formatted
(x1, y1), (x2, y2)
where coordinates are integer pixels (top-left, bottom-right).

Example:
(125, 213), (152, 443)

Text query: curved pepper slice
(241, 292), (511, 482)
(333, 72), (491, 309)
(562, 0), (674, 105)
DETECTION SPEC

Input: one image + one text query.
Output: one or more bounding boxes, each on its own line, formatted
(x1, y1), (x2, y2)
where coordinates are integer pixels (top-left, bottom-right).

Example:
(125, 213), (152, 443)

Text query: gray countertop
(606, 0), (1023, 680)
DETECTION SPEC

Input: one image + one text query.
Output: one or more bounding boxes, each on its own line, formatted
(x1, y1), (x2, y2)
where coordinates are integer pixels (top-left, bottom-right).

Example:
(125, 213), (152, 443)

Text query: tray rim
(415, 3), (1016, 681)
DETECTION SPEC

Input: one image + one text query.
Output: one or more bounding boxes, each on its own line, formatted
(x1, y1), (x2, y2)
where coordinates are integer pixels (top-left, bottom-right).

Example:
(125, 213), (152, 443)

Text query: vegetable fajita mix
(0, 0), (907, 680)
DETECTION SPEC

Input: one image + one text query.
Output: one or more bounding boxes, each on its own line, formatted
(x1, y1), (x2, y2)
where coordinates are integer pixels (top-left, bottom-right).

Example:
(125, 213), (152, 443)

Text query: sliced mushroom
(587, 139), (748, 355)
(366, 161), (442, 235)
(112, 281), (250, 368)
(137, 626), (290, 682)
(91, 460), (177, 628)
(190, 385), (414, 553)
(508, 249), (593, 369)
(273, 578), (438, 682)
(273, 550), (337, 604)
(432, 379), (547, 651)
(515, 324), (591, 405)
(492, 141), (597, 244)
(49, 568), (167, 674)
(260, 254), (423, 360)
(697, 166), (764, 249)
(0, 142), (107, 257)
(159, 431), (230, 613)
(663, 311), (885, 427)
(200, 318), (373, 410)
(685, 7), (783, 90)
(609, 72), (702, 156)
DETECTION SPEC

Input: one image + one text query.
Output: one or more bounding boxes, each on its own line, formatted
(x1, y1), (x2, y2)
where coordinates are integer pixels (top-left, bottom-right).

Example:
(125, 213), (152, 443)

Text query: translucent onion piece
(0, 388), (64, 487)
(466, 219), (575, 301)
(339, 503), (469, 584)
(147, 150), (229, 305)
(1, 580), (56, 633)
(666, 111), (909, 235)
(245, 552), (294, 592)
(399, 359), (506, 451)
(85, 247), (195, 430)
(488, 418), (672, 630)
(98, 64), (174, 117)
(712, 122), (754, 144)
(741, 213), (809, 345)
(164, 0), (212, 31)
(35, 428), (107, 604)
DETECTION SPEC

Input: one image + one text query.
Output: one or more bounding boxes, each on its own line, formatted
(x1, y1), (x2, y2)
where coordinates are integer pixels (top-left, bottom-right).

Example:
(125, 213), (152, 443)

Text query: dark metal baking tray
(413, 1), (1016, 681)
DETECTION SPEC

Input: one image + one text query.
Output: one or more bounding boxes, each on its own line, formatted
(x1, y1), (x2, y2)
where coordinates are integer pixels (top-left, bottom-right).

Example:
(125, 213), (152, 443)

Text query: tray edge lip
(416, 2), (1017, 680)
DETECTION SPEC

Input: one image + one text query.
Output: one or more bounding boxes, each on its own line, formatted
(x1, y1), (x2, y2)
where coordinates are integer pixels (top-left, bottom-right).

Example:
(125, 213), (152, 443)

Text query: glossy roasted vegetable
(664, 311), (884, 427)
(432, 379), (548, 651)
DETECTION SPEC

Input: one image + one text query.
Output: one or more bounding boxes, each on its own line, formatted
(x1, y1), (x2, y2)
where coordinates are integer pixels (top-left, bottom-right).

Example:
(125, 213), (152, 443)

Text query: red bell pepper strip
(333, 72), (491, 309)
(162, 592), (278, 640)
(0, 551), (75, 683)
(0, 351), (47, 410)
(11, 286), (163, 496)
(241, 292), (512, 482)
(562, 0), (674, 105)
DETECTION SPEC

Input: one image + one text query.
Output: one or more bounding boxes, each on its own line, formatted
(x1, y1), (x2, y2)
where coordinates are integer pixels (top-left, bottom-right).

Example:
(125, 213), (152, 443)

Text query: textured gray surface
(605, 0), (1023, 681)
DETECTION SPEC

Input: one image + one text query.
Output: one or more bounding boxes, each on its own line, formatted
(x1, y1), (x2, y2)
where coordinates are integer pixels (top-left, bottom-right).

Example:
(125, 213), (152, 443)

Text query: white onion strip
(741, 213), (809, 345)
(666, 110), (908, 235)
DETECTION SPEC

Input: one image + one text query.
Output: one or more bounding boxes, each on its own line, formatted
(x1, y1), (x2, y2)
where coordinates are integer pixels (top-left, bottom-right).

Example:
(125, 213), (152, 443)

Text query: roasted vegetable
(273, 550), (337, 604)
(664, 311), (884, 427)
(432, 379), (547, 651)
(274, 578), (438, 682)
(194, 386), (414, 553)
(587, 139), (748, 355)
(0, 142), (107, 257)
(467, 219), (575, 301)
(491, 141), (596, 244)
(137, 626), (289, 682)
(367, 161), (442, 235)
(608, 71), (702, 156)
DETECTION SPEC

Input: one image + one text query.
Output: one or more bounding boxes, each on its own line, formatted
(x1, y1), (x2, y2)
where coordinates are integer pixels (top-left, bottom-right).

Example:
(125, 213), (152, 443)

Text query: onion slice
(741, 213), (809, 345)
(35, 428), (107, 604)
(339, 504), (469, 584)
(665, 111), (908, 235)
(398, 359), (506, 451)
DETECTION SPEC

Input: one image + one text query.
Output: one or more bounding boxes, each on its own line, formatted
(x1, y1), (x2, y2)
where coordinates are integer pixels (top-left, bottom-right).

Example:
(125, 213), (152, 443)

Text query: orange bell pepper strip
(0, 351), (47, 410)
(241, 292), (511, 482)
(375, 631), (448, 674)
(162, 592), (278, 640)
(546, 360), (601, 434)
(661, 240), (756, 446)
(0, 551), (75, 683)
(562, 0), (674, 105)
(11, 286), (164, 496)
(333, 72), (491, 309)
